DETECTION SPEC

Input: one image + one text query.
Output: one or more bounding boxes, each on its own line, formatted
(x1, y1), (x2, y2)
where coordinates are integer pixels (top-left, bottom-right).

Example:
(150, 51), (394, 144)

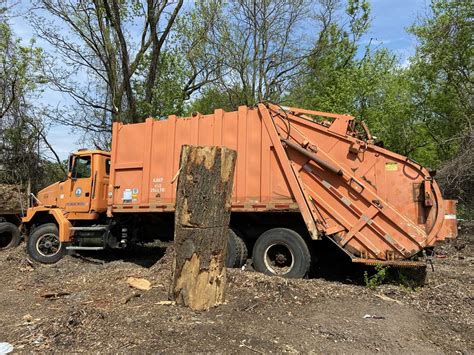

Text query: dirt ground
(0, 223), (472, 353)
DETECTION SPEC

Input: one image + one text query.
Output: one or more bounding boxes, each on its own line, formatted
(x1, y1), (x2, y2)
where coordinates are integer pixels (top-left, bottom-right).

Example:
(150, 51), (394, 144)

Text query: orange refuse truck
(21, 103), (457, 277)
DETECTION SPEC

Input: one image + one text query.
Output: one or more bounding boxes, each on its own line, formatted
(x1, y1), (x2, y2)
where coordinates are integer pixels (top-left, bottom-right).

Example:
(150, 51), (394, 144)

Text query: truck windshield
(72, 156), (91, 178)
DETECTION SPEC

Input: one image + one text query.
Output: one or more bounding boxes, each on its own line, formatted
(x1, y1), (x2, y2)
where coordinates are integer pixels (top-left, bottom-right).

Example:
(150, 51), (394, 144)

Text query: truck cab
(22, 150), (111, 263)
(35, 150), (110, 215)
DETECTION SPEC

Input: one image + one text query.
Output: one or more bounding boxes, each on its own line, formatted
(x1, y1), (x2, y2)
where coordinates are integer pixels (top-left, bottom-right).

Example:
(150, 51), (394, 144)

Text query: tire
(235, 231), (248, 267)
(27, 223), (66, 264)
(226, 229), (248, 268)
(252, 228), (311, 278)
(0, 222), (21, 251)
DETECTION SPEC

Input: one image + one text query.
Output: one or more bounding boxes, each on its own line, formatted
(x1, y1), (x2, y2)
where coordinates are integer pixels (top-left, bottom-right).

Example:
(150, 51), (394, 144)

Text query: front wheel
(252, 228), (311, 278)
(27, 223), (66, 264)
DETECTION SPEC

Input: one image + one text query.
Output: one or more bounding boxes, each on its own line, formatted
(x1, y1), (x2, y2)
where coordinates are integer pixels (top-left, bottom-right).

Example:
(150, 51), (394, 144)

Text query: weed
(364, 265), (388, 289)
(363, 266), (426, 290)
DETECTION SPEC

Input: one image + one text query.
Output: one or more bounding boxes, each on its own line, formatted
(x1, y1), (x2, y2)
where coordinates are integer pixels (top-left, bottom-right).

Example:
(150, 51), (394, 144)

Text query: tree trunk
(170, 145), (237, 311)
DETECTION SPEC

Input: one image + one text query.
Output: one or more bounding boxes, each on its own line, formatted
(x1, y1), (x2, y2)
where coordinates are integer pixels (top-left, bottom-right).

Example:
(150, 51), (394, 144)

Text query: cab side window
(73, 156), (91, 178)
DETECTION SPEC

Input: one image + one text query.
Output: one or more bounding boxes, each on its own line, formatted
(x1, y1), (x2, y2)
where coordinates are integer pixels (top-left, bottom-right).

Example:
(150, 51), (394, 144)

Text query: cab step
(66, 246), (105, 251)
(70, 226), (108, 231)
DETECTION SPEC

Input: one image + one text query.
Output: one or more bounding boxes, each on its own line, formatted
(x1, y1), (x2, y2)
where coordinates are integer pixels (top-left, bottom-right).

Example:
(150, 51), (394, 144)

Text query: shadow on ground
(73, 243), (167, 268)
(70, 236), (424, 287)
(73, 237), (380, 286)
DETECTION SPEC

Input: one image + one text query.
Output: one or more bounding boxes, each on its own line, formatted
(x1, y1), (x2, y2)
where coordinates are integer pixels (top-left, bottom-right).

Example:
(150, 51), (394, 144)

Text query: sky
(361, 0), (429, 65)
(8, 0), (430, 160)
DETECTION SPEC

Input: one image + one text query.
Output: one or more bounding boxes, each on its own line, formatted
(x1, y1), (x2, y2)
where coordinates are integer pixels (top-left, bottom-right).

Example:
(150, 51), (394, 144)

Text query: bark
(105, 0), (138, 121)
(170, 145), (237, 311)
(144, 0), (183, 104)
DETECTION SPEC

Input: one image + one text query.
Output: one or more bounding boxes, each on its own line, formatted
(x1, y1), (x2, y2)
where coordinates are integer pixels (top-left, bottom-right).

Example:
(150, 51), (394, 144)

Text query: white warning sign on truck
(123, 189), (132, 203)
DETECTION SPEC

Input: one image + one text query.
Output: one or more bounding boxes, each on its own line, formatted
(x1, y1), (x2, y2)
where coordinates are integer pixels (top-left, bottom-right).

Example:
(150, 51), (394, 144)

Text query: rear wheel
(235, 232), (248, 267)
(0, 222), (21, 250)
(252, 228), (311, 278)
(226, 229), (248, 268)
(27, 223), (66, 264)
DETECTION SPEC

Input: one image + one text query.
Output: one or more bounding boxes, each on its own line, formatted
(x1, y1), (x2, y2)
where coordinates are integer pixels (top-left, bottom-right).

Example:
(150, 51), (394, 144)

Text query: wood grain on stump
(170, 145), (237, 311)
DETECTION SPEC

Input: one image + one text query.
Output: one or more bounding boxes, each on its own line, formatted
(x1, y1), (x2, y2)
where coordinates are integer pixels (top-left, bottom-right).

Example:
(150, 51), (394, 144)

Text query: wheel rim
(36, 233), (61, 257)
(263, 242), (294, 275)
(0, 232), (12, 249)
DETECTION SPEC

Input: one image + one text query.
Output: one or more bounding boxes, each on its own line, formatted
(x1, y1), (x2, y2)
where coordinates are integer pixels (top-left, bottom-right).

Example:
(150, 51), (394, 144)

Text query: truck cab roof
(73, 149), (110, 156)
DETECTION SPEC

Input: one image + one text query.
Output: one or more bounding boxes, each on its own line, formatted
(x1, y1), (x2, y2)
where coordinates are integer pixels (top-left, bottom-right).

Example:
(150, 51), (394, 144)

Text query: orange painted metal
(108, 106), (297, 212)
(22, 207), (73, 243)
(436, 199), (457, 242)
(108, 103), (457, 263)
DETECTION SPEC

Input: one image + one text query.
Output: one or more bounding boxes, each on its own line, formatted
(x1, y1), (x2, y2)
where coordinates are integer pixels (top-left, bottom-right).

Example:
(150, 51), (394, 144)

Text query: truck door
(89, 154), (110, 213)
(66, 155), (92, 213)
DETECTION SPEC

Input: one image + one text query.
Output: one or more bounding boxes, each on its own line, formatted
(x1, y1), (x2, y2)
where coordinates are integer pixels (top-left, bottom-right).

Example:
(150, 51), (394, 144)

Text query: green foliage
(407, 0), (473, 163)
(130, 1), (223, 119)
(364, 266), (427, 290)
(285, 0), (375, 115)
(457, 204), (474, 220)
(134, 51), (188, 118)
(364, 265), (388, 289)
(0, 18), (48, 192)
(0, 22), (43, 98)
(286, 23), (434, 161)
(406, 0), (473, 206)
(286, 0), (472, 176)
(37, 160), (68, 187)
(186, 86), (249, 115)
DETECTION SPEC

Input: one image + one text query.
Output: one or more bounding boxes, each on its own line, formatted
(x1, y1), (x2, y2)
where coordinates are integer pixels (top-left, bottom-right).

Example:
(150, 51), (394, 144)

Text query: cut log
(170, 145), (237, 311)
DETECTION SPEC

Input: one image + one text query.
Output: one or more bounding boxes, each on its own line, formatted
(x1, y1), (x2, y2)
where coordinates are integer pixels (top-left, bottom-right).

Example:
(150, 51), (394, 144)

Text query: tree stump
(170, 145), (237, 311)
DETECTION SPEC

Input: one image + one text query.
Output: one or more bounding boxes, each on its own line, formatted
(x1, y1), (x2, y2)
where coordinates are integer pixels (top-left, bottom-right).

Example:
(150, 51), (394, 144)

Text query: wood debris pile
(0, 184), (27, 212)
